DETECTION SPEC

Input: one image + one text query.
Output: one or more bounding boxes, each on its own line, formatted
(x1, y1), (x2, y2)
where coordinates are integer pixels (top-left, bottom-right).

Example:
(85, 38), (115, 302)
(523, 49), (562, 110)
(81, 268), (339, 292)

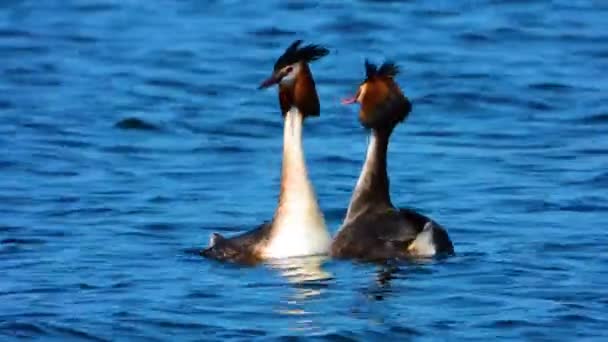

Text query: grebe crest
(342, 59), (411, 130)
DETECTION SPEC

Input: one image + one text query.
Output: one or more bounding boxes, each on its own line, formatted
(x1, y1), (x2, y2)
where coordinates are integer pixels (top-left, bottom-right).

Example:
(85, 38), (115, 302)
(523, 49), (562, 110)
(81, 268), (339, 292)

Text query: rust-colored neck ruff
(278, 64), (320, 118)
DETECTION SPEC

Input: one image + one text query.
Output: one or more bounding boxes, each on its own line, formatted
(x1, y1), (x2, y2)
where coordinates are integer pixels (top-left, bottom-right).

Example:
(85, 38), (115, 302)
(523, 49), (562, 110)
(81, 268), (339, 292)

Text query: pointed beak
(258, 74), (280, 89)
(341, 95), (358, 105)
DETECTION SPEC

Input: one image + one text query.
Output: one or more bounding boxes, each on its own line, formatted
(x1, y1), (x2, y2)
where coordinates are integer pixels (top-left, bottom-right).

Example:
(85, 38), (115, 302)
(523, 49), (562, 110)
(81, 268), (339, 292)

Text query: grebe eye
(285, 66), (293, 74)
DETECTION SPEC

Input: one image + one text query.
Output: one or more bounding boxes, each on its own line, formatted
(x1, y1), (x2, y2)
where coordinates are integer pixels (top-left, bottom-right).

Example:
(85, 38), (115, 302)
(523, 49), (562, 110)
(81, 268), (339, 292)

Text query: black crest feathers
(364, 59), (399, 80)
(274, 40), (329, 71)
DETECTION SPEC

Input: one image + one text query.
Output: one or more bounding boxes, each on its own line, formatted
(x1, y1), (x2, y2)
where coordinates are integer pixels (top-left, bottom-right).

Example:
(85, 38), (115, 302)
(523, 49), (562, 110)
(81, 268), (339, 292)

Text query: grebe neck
(276, 108), (321, 215)
(344, 127), (393, 223)
(263, 107), (329, 258)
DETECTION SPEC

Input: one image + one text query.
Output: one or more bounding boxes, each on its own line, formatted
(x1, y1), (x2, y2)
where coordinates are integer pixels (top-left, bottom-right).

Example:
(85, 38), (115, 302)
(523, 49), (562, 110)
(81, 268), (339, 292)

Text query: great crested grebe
(201, 40), (331, 264)
(331, 60), (454, 260)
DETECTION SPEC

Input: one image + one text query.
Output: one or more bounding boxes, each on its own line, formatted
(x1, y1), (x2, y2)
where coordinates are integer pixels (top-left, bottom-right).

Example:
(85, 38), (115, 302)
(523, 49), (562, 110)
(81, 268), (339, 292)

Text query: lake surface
(1, 0), (608, 340)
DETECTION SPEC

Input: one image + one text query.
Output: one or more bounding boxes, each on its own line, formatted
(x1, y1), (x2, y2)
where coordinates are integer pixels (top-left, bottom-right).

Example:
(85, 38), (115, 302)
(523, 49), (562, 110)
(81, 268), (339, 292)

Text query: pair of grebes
(202, 40), (454, 264)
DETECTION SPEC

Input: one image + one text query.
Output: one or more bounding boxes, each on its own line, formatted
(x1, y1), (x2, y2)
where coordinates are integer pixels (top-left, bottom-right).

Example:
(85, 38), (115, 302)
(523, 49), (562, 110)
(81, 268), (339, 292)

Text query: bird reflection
(365, 262), (400, 301)
(376, 263), (397, 287)
(365, 257), (434, 301)
(267, 255), (332, 316)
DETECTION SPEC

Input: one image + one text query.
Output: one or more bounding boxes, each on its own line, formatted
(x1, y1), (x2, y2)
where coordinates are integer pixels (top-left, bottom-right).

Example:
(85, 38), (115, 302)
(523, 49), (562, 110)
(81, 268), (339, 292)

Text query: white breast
(407, 222), (437, 257)
(262, 214), (331, 259)
(261, 108), (331, 259)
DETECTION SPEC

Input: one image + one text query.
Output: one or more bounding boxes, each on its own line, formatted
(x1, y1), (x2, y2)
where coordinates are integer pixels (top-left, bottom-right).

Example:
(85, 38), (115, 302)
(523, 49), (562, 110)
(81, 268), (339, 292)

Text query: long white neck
(276, 108), (318, 211)
(263, 108), (330, 258)
(343, 129), (392, 224)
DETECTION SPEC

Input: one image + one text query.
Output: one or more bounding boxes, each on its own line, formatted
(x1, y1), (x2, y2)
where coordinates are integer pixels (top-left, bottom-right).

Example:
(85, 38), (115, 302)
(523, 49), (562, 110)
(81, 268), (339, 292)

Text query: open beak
(341, 95), (358, 105)
(258, 74), (280, 89)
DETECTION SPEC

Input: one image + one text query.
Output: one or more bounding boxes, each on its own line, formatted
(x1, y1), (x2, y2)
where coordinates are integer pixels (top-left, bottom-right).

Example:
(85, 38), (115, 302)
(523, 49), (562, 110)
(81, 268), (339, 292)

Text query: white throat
(343, 132), (378, 223)
(280, 63), (301, 87)
(262, 108), (331, 258)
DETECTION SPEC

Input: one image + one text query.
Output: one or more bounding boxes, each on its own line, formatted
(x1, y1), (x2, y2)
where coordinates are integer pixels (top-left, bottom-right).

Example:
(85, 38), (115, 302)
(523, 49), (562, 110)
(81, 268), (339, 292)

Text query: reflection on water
(364, 261), (431, 301)
(375, 264), (397, 288)
(269, 255), (331, 283)
(267, 255), (331, 317)
(358, 264), (398, 302)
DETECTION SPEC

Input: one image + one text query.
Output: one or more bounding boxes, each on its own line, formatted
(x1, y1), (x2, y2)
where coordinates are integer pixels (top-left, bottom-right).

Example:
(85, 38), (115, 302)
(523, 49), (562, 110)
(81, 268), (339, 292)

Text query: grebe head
(259, 40), (329, 118)
(342, 60), (412, 130)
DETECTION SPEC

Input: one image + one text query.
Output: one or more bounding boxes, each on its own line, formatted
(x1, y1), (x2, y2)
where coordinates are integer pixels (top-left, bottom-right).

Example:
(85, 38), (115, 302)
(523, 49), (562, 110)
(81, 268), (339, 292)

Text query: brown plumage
(355, 60), (411, 129)
(279, 63), (320, 118)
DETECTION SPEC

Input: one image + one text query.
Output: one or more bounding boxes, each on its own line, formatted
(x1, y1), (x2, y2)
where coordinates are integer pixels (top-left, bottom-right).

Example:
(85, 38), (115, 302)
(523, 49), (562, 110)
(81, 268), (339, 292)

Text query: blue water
(2, 0), (608, 340)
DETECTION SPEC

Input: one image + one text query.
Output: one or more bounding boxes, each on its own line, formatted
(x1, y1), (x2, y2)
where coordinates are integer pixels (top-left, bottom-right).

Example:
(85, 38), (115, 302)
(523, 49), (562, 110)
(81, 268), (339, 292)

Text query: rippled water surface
(2, 0), (608, 340)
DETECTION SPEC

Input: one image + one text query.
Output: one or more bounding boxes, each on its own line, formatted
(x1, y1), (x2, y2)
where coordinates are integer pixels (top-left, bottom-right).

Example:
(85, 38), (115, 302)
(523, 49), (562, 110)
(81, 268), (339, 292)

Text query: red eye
(285, 66), (293, 73)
